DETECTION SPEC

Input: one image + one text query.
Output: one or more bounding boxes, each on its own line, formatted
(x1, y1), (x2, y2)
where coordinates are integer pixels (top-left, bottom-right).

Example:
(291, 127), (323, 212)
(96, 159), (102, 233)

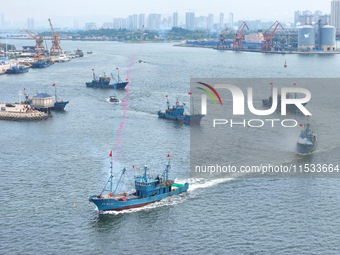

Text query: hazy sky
(1, 0), (331, 27)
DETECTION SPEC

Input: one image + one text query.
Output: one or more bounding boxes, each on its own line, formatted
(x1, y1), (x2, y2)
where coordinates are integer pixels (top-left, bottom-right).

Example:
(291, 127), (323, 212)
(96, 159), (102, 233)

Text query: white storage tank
(298, 25), (315, 51)
(320, 25), (336, 51)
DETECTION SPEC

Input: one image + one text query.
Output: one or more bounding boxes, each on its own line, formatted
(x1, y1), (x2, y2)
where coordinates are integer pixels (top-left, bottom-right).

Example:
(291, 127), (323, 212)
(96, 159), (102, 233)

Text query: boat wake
(184, 178), (234, 192)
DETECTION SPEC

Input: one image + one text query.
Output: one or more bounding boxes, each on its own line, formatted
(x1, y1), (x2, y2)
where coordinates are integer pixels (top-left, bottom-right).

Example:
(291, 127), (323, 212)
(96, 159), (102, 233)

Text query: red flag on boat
(109, 150), (112, 157)
(52, 83), (56, 86)
(188, 92), (192, 95)
(132, 165), (134, 169)
(125, 78), (128, 81)
(116, 68), (119, 70)
(167, 154), (170, 158)
(166, 95), (168, 98)
(299, 124), (303, 127)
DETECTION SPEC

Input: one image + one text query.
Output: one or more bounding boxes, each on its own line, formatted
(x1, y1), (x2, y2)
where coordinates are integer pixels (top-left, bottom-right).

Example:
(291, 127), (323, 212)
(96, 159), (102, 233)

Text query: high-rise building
(331, 0), (340, 30)
(138, 14), (145, 29)
(126, 15), (133, 30)
(147, 14), (161, 30)
(219, 12), (224, 29)
(294, 10), (301, 25)
(186, 12), (195, 30)
(207, 14), (214, 30)
(173, 12), (178, 28)
(113, 18), (126, 29)
(229, 12), (234, 29)
(132, 14), (138, 30)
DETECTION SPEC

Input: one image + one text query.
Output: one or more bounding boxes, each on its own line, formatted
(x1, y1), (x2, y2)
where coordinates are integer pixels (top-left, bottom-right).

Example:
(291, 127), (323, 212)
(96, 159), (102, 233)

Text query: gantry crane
(261, 21), (284, 51)
(24, 30), (45, 54)
(48, 18), (62, 55)
(233, 22), (249, 49)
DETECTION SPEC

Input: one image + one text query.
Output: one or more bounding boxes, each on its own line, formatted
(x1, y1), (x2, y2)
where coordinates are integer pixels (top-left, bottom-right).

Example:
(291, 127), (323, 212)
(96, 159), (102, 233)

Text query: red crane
(262, 21), (284, 51)
(233, 22), (249, 49)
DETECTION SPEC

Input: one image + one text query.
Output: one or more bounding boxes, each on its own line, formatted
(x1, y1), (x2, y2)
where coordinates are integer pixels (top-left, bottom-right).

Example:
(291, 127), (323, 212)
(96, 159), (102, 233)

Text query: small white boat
(109, 95), (120, 104)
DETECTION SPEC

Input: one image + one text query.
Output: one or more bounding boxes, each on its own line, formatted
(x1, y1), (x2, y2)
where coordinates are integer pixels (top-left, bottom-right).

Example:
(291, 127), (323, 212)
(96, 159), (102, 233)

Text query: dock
(0, 103), (49, 121)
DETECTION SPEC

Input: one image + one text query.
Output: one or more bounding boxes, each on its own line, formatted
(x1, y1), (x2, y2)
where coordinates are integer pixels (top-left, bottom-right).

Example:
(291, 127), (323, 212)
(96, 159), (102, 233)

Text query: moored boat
(31, 60), (50, 68)
(296, 120), (317, 154)
(88, 153), (189, 212)
(5, 64), (29, 74)
(51, 83), (69, 110)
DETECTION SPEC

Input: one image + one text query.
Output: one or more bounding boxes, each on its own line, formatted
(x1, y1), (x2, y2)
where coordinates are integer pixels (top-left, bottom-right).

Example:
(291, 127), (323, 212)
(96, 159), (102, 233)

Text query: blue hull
(158, 112), (204, 124)
(31, 61), (50, 69)
(6, 67), (29, 74)
(52, 101), (69, 110)
(89, 183), (189, 211)
(85, 81), (128, 89)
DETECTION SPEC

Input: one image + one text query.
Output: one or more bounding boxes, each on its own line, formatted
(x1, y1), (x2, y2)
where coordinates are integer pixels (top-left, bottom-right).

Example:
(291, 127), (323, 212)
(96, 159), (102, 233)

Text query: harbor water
(1, 40), (340, 254)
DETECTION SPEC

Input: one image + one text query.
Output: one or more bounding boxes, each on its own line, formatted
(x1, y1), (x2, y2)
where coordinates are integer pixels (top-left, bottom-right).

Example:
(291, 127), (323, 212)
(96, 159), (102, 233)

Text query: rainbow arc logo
(196, 82), (223, 106)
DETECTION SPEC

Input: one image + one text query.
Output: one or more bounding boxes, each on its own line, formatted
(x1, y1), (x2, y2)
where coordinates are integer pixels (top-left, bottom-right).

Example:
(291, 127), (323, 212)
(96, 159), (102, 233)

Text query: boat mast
(53, 83), (57, 101)
(188, 92), (193, 114)
(166, 95), (170, 109)
(113, 168), (126, 194)
(92, 69), (96, 80)
(163, 154), (171, 181)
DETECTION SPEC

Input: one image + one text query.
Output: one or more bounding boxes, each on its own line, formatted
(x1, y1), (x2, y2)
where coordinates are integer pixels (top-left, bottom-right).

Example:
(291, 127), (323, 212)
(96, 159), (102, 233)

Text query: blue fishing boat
(51, 83), (69, 111)
(297, 120), (317, 154)
(158, 95), (204, 124)
(5, 64), (28, 74)
(23, 84), (68, 111)
(31, 60), (50, 69)
(88, 154), (189, 212)
(85, 68), (128, 89)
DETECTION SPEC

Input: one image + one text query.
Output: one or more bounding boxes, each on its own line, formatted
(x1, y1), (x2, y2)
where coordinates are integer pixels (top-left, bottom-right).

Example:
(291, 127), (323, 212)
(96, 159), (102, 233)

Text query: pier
(0, 103), (49, 121)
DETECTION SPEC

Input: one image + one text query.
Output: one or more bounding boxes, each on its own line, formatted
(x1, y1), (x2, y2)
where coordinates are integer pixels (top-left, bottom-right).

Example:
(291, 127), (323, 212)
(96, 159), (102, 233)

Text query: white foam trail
(184, 178), (233, 192)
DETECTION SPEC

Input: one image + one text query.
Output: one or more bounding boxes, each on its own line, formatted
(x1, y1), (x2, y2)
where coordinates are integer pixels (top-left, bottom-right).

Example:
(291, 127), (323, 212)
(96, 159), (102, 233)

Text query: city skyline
(0, 0), (331, 29)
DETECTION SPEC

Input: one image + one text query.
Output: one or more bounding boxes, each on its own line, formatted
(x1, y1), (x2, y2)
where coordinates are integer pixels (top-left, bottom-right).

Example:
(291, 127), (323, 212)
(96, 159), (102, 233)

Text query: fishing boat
(31, 60), (50, 69)
(85, 68), (128, 89)
(296, 120), (317, 154)
(88, 154), (189, 212)
(51, 83), (69, 110)
(262, 83), (307, 113)
(5, 64), (29, 74)
(158, 94), (204, 124)
(23, 84), (69, 111)
(109, 94), (120, 104)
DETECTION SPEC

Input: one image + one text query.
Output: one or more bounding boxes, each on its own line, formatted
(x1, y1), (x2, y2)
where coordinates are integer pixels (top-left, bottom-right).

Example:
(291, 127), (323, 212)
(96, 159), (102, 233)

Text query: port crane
(218, 28), (230, 48)
(48, 18), (62, 55)
(233, 22), (249, 49)
(24, 30), (45, 54)
(261, 21), (284, 51)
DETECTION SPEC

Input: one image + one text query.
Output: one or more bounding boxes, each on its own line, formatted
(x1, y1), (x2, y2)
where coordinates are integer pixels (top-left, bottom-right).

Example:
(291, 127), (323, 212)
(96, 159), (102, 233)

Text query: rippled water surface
(1, 40), (340, 255)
